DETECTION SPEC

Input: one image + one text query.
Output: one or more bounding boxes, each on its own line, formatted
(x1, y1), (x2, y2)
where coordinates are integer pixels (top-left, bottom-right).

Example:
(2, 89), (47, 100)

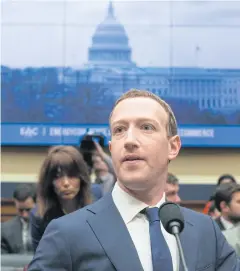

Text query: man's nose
(124, 129), (139, 150)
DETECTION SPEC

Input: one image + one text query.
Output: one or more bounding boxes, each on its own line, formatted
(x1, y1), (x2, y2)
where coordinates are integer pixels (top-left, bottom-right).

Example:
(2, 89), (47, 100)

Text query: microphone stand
(170, 222), (188, 271)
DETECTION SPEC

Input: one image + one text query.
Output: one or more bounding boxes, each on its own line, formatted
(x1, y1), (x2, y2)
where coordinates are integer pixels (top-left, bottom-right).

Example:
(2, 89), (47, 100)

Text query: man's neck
(118, 182), (165, 206)
(221, 215), (234, 230)
(20, 217), (29, 227)
(222, 215), (233, 223)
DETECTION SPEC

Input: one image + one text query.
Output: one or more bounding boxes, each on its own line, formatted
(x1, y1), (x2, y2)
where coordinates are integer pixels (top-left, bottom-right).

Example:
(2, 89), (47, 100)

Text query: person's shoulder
(2, 216), (20, 226)
(29, 206), (44, 224)
(1, 216), (20, 231)
(30, 206), (38, 215)
(180, 207), (220, 241)
(223, 226), (240, 256)
(91, 183), (103, 200)
(224, 225), (240, 238)
(51, 194), (111, 231)
(180, 206), (213, 226)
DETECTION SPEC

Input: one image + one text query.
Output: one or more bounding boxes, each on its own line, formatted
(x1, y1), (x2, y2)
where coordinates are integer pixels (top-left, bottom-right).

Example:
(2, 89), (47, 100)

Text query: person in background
(1, 184), (36, 254)
(30, 145), (92, 252)
(202, 173), (237, 215)
(92, 141), (116, 195)
(165, 173), (181, 204)
(214, 182), (240, 231)
(208, 201), (221, 220)
(217, 174), (237, 186)
(223, 224), (240, 256)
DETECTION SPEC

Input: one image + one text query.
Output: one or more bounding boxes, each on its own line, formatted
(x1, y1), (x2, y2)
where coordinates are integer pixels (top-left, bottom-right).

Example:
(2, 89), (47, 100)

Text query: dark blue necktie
(145, 207), (173, 271)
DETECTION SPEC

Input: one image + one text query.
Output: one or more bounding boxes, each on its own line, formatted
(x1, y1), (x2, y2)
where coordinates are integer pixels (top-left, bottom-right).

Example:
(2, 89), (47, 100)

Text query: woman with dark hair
(30, 145), (92, 252)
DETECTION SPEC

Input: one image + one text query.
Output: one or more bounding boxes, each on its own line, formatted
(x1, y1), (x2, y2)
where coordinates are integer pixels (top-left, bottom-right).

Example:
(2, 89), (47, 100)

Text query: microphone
(159, 202), (188, 271)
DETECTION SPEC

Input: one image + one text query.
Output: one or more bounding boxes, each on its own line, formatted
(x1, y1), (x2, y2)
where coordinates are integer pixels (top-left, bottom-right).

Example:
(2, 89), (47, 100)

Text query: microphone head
(159, 202), (185, 234)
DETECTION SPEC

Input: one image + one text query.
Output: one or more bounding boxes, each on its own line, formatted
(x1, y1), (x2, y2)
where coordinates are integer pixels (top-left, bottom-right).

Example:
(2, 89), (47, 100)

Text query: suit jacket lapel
(178, 208), (198, 271)
(12, 217), (23, 253)
(86, 194), (144, 271)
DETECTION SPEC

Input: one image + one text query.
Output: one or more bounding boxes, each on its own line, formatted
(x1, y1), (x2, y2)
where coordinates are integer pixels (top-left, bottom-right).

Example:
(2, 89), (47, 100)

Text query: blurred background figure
(30, 145), (92, 252)
(92, 141), (116, 195)
(223, 224), (240, 256)
(1, 184), (36, 254)
(203, 173), (237, 215)
(214, 182), (240, 231)
(217, 174), (237, 186)
(207, 201), (221, 220)
(80, 134), (116, 196)
(165, 173), (181, 204)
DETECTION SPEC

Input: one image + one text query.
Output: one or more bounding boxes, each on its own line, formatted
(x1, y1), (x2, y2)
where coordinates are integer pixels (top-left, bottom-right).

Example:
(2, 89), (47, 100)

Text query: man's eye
(141, 124), (154, 130)
(113, 127), (124, 134)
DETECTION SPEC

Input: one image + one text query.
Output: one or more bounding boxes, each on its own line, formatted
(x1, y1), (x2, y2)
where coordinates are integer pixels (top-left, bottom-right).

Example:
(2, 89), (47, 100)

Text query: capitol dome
(88, 1), (134, 67)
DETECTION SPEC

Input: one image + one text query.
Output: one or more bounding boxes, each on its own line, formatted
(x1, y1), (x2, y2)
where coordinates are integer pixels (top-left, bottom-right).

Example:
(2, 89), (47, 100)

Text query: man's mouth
(122, 155), (144, 163)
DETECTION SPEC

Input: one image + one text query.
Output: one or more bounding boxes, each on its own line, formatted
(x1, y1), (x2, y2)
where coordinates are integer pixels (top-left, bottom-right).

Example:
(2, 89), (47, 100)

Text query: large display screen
(2, 1), (240, 147)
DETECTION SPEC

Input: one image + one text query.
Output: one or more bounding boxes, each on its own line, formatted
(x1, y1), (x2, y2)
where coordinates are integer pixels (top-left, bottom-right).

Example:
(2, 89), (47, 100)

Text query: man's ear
(168, 135), (181, 161)
(220, 201), (229, 212)
(109, 141), (112, 153)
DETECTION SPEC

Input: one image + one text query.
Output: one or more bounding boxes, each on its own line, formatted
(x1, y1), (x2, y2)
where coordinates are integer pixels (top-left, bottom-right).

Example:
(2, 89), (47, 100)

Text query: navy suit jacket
(30, 184), (103, 252)
(28, 194), (239, 271)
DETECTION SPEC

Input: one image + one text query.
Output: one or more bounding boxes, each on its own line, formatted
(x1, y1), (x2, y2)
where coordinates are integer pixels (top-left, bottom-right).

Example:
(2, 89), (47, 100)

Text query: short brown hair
(167, 173), (179, 185)
(109, 89), (178, 137)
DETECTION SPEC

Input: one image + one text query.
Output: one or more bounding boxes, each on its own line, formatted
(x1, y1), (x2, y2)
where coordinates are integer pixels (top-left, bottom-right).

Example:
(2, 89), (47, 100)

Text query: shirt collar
(20, 217), (29, 228)
(220, 216), (234, 230)
(112, 182), (166, 224)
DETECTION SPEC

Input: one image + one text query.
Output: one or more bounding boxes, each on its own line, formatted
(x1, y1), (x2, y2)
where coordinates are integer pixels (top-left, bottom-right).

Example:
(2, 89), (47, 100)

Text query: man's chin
(118, 177), (148, 191)
(229, 216), (240, 224)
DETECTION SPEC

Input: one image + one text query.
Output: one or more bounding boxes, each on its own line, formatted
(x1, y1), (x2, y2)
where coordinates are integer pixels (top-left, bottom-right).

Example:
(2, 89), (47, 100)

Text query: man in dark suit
(28, 89), (239, 271)
(1, 184), (36, 254)
(214, 183), (240, 231)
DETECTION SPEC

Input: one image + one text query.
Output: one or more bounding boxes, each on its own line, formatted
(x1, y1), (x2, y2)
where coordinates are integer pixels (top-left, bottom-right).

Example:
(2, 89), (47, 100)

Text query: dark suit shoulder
(180, 206), (214, 227)
(2, 216), (21, 231)
(180, 207), (222, 241)
(214, 217), (225, 230)
(181, 206), (211, 219)
(49, 194), (111, 232)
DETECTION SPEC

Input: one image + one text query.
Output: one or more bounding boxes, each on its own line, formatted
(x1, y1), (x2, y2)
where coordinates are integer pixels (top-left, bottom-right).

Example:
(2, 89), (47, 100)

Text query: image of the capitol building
(60, 1), (240, 112)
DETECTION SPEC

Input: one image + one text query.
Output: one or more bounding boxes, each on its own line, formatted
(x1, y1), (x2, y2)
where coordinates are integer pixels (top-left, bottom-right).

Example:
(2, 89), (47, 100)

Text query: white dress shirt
(112, 182), (179, 271)
(220, 216), (234, 230)
(21, 218), (32, 253)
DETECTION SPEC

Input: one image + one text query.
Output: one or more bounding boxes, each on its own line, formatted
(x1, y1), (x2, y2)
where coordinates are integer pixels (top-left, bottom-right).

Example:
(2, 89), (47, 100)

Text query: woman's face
(53, 176), (81, 201)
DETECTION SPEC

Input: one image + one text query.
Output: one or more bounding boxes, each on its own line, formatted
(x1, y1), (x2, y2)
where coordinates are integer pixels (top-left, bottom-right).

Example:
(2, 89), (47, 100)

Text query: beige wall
(1, 146), (240, 184)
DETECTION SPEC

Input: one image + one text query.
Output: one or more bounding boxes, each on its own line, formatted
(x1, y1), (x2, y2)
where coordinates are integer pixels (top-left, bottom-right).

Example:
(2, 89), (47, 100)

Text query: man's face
(226, 191), (240, 223)
(165, 183), (181, 203)
(14, 197), (35, 222)
(109, 97), (181, 192)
